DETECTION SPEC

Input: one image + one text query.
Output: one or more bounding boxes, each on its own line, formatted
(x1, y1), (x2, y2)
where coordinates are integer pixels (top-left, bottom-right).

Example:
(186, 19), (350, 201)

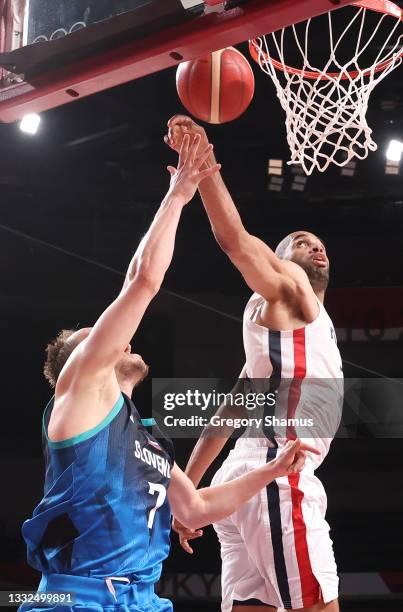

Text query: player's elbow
(130, 270), (161, 297)
(215, 232), (233, 253)
(215, 228), (249, 258)
(177, 497), (208, 530)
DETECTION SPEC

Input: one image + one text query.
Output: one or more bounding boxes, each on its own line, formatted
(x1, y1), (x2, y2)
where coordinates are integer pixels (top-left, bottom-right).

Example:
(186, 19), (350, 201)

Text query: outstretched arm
(61, 136), (220, 386)
(166, 116), (303, 303)
(168, 439), (319, 530)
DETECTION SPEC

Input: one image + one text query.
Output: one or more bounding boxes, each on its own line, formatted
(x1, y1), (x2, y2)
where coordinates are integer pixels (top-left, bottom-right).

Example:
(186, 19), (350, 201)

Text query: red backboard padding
(0, 0), (356, 122)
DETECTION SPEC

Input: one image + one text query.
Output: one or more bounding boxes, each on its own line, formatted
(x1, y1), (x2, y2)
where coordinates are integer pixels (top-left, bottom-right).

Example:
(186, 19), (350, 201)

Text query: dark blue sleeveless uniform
(21, 393), (174, 611)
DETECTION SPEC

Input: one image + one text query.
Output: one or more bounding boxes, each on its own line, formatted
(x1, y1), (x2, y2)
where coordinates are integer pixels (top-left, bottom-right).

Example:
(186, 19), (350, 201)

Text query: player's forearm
(185, 373), (246, 486)
(198, 152), (247, 252)
(187, 461), (279, 529)
(185, 434), (228, 487)
(80, 192), (185, 370)
(124, 191), (185, 293)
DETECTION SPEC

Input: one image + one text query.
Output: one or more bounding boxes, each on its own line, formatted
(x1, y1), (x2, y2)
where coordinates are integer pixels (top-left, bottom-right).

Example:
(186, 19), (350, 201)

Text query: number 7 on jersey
(147, 482), (167, 529)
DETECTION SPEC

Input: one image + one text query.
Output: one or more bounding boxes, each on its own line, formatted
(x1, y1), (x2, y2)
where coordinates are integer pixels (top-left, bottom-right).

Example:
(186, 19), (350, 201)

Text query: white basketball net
(250, 1), (403, 175)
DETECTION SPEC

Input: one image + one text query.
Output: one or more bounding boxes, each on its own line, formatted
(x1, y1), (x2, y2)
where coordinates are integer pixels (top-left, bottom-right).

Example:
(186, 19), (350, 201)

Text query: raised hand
(165, 114), (210, 153)
(272, 439), (321, 478)
(167, 133), (221, 205)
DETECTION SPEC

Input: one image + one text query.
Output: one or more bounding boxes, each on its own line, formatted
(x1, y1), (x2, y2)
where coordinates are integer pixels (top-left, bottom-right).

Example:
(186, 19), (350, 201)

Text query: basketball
(176, 47), (255, 124)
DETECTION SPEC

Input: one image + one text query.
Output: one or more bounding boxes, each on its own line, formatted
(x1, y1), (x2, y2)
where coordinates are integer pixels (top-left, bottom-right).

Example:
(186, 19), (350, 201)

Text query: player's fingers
(167, 126), (182, 150)
(283, 439), (301, 457)
(299, 442), (321, 455)
(178, 133), (190, 167)
(191, 529), (203, 538)
(164, 135), (175, 149)
(168, 114), (194, 128)
(167, 165), (176, 176)
(177, 526), (202, 538)
(291, 451), (306, 473)
(189, 133), (202, 164)
(198, 163), (221, 181)
(180, 537), (194, 554)
(185, 529), (203, 540)
(195, 143), (214, 169)
(165, 125), (182, 148)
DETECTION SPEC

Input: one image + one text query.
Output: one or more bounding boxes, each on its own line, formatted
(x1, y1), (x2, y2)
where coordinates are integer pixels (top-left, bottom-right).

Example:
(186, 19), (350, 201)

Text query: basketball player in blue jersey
(166, 118), (344, 612)
(21, 134), (318, 612)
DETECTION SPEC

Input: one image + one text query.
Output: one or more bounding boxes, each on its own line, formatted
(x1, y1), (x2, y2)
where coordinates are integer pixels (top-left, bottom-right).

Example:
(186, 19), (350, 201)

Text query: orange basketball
(176, 47), (255, 124)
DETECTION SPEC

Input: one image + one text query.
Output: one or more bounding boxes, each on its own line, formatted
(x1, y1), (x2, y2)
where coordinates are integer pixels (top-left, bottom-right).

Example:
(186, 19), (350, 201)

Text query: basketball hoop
(249, 0), (403, 175)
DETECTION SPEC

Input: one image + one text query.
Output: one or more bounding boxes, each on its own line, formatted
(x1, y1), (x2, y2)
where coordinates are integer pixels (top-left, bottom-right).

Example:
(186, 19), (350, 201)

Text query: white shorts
(211, 446), (338, 611)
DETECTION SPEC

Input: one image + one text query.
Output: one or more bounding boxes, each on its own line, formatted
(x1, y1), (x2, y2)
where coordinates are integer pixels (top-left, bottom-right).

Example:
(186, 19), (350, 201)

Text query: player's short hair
(43, 329), (76, 388)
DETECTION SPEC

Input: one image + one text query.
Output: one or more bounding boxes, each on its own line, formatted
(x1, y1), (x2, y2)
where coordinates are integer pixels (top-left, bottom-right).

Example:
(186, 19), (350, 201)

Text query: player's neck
(118, 380), (135, 397)
(314, 287), (326, 304)
(308, 274), (328, 304)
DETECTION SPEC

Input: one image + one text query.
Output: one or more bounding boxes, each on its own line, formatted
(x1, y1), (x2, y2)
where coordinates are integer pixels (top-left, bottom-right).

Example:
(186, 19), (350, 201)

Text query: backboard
(0, 0), (356, 123)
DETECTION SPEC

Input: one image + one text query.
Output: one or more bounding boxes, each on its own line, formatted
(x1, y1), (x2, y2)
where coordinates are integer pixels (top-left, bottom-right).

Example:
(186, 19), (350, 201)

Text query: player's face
(115, 345), (149, 387)
(289, 232), (330, 285)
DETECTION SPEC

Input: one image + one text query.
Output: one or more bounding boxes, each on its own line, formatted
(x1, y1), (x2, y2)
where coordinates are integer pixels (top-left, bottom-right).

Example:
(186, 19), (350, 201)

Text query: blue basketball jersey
(22, 393), (174, 585)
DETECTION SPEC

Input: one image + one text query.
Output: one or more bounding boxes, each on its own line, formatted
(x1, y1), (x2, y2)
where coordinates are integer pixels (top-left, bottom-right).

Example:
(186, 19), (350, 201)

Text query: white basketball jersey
(237, 293), (344, 466)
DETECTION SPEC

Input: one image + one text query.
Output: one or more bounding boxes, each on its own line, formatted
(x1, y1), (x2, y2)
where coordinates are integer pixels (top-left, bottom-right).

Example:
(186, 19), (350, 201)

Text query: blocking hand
(165, 114), (210, 153)
(167, 133), (221, 204)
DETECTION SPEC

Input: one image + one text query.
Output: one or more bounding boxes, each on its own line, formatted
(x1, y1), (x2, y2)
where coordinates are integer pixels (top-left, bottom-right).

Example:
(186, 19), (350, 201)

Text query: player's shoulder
(51, 374), (120, 441)
(279, 260), (315, 297)
(244, 261), (314, 313)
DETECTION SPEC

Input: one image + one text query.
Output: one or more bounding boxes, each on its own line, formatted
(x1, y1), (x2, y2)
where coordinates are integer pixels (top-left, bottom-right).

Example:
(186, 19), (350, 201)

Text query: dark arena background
(0, 1), (403, 610)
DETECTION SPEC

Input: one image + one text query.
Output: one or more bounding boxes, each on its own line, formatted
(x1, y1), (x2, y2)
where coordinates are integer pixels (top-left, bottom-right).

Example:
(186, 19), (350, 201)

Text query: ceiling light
(386, 139), (403, 162)
(20, 113), (41, 135)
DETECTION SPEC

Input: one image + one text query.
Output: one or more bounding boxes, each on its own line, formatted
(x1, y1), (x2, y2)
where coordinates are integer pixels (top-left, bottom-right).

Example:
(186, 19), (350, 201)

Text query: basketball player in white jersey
(165, 116), (344, 612)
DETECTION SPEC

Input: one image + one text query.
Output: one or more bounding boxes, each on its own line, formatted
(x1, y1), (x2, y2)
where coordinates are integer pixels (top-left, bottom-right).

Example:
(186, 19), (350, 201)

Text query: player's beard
(116, 354), (149, 387)
(299, 261), (330, 290)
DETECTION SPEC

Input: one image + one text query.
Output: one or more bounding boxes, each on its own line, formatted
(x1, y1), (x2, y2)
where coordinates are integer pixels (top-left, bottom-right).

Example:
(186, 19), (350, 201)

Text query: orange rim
(249, 0), (403, 81)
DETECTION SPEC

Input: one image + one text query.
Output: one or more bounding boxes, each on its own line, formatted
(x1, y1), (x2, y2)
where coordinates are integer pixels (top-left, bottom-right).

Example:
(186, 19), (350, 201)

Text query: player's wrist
(200, 151), (219, 173)
(265, 459), (282, 481)
(163, 190), (188, 208)
(184, 469), (201, 489)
